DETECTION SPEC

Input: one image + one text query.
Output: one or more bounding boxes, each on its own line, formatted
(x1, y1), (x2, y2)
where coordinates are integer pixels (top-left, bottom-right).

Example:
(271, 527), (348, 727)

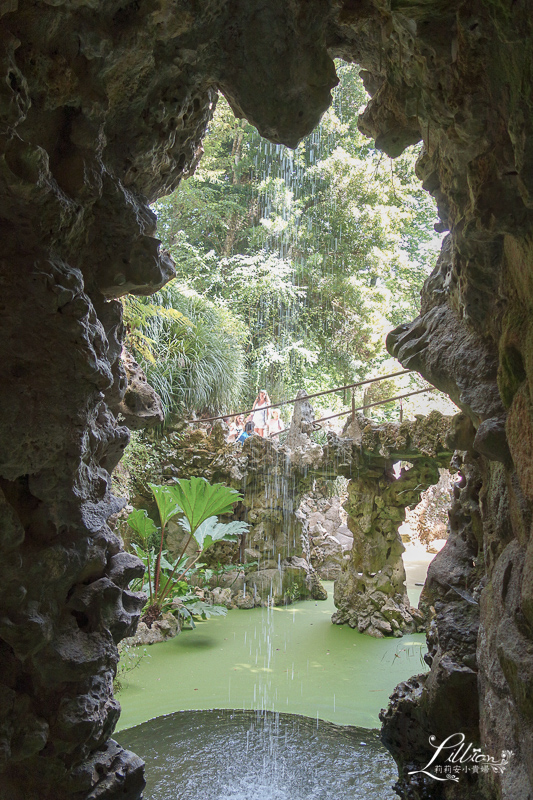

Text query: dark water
(116, 709), (397, 800)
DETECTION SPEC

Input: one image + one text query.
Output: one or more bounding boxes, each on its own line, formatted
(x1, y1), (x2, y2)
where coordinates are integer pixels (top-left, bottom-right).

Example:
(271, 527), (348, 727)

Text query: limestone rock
(331, 417), (452, 636)
(210, 587), (233, 608)
(473, 416), (512, 464)
(384, 453), (483, 797)
(300, 486), (352, 579)
(114, 351), (164, 431)
(126, 613), (180, 646)
(232, 591), (256, 610)
(282, 557), (328, 602)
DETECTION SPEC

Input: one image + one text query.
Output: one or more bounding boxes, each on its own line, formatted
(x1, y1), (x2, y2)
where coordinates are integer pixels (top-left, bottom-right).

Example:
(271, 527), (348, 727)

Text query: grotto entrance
(3, 1), (533, 799)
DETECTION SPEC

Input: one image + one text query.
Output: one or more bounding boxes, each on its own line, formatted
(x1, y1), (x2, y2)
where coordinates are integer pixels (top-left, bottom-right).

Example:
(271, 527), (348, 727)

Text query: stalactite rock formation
(1, 1), (533, 798)
(0, 4), (338, 797)
(113, 352), (164, 431)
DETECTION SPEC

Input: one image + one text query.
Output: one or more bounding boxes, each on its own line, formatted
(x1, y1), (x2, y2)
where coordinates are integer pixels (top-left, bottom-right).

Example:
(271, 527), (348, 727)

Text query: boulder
(125, 612), (180, 646)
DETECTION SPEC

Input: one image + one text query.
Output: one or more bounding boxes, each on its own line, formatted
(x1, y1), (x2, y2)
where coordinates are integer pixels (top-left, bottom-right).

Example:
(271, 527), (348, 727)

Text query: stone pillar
(380, 453), (482, 797)
(333, 459), (440, 636)
(0, 5), (215, 794)
(327, 412), (453, 636)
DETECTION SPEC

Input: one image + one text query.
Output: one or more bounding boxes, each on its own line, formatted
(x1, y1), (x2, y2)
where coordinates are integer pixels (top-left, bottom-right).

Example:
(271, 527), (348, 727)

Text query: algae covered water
(116, 709), (397, 800)
(116, 581), (426, 798)
(117, 582), (427, 731)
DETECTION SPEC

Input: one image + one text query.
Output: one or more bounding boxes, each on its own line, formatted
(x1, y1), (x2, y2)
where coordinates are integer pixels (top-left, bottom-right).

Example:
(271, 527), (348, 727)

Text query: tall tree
(153, 63), (440, 410)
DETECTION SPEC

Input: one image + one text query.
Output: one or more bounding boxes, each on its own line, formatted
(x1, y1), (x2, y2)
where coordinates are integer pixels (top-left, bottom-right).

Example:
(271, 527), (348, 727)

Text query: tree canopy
(131, 62), (444, 421)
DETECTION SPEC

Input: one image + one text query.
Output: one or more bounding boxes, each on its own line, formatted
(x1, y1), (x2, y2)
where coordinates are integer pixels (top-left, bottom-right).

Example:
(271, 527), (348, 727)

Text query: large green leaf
(159, 552), (183, 572)
(183, 600), (228, 620)
(149, 483), (182, 527)
(127, 509), (159, 542)
(168, 478), (242, 534)
(181, 515), (248, 551)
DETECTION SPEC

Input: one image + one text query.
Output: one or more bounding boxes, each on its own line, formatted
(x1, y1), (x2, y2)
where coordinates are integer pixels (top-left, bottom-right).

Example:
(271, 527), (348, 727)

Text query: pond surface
(116, 709), (397, 800)
(117, 582), (427, 731)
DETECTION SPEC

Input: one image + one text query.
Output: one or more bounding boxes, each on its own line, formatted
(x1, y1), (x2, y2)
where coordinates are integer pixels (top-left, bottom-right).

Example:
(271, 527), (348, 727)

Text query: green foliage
(127, 508), (158, 544)
(180, 516), (246, 551)
(114, 642), (150, 693)
(153, 61), (440, 408)
(129, 541), (189, 615)
(195, 561), (258, 589)
(168, 477), (242, 533)
(284, 583), (301, 603)
(123, 283), (246, 421)
(127, 480), (249, 626)
(113, 430), (161, 502)
(174, 595), (229, 629)
(148, 483), (182, 527)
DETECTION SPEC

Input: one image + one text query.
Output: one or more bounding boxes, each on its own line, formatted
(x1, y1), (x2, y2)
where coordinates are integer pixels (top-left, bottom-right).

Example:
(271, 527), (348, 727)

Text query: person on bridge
(252, 390), (270, 437)
(227, 415), (244, 442)
(267, 409), (284, 438)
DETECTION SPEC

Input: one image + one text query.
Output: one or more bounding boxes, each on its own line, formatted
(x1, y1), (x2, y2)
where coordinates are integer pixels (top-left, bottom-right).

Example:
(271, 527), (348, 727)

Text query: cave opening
(126, 61), (456, 429)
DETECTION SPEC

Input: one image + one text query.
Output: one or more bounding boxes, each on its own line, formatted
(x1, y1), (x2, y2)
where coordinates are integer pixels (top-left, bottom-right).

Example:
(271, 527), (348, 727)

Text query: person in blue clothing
(236, 415), (250, 444)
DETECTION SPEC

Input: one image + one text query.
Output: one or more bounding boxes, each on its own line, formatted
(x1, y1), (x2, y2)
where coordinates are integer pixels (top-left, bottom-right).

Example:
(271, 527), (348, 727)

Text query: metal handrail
(312, 387), (436, 425)
(186, 369), (412, 424)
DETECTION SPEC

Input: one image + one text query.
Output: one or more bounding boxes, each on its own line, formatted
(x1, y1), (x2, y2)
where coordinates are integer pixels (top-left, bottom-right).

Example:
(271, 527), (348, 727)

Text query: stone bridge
(125, 395), (459, 638)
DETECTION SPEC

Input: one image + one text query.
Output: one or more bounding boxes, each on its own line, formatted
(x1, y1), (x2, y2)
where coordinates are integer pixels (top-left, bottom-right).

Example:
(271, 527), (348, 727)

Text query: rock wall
(300, 483), (352, 580)
(353, 4), (533, 798)
(381, 451), (484, 798)
(2, 1), (533, 798)
(404, 468), (452, 548)
(0, 5), (338, 796)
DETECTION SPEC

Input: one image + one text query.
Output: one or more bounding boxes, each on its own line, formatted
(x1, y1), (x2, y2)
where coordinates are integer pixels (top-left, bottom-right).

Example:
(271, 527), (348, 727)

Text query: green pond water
(117, 581), (427, 732)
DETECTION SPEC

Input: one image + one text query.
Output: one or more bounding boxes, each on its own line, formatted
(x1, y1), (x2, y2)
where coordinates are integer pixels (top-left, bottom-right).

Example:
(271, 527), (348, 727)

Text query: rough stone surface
(3, 1), (533, 798)
(0, 3), (339, 795)
(299, 485), (352, 580)
(369, 2), (533, 795)
(113, 351), (164, 431)
(123, 612), (179, 646)
(330, 411), (453, 636)
(404, 468), (452, 548)
(382, 453), (483, 798)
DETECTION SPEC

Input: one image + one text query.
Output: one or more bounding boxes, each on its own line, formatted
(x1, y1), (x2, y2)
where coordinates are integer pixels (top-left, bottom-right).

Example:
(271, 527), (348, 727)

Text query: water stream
(117, 581), (426, 732)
